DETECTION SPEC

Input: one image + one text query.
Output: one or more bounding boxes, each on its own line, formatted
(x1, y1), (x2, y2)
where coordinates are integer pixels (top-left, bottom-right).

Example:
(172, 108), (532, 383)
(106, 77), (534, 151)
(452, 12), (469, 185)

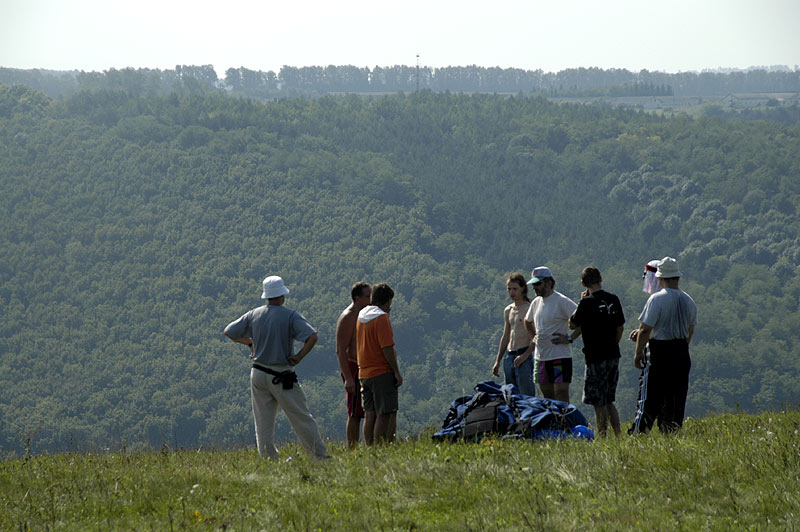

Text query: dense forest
(1, 81), (799, 455)
(2, 64), (799, 100)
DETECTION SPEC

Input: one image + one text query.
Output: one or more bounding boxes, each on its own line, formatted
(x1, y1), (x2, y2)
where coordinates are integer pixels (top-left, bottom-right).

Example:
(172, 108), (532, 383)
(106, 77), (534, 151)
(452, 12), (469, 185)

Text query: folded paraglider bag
(432, 380), (593, 442)
(462, 399), (504, 441)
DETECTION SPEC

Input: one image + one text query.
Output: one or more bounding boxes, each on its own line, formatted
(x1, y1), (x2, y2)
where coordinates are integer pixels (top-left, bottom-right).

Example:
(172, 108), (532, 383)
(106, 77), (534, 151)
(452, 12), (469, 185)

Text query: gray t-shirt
(224, 305), (316, 366)
(639, 288), (697, 340)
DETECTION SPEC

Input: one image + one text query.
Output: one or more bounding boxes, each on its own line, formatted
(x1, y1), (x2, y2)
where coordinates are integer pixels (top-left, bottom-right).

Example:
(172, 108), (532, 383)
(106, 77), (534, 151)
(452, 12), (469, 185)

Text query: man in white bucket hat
(631, 257), (697, 433)
(224, 275), (330, 460)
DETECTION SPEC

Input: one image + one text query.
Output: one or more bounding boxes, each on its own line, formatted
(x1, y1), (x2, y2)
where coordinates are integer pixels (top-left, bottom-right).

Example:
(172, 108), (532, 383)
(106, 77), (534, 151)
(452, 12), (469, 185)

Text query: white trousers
(250, 365), (330, 460)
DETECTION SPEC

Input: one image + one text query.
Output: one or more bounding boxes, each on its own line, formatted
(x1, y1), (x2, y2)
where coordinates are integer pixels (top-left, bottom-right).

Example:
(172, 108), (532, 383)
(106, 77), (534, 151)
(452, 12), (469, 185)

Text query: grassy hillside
(2, 410), (798, 530)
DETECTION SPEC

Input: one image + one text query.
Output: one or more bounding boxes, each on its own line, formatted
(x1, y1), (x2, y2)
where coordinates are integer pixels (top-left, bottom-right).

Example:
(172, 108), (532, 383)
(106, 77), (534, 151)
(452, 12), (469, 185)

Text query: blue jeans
(503, 349), (536, 396)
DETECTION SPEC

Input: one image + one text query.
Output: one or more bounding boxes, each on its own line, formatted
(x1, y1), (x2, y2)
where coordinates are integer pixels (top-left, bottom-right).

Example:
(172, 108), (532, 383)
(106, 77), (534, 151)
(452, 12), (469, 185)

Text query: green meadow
(2, 410), (798, 531)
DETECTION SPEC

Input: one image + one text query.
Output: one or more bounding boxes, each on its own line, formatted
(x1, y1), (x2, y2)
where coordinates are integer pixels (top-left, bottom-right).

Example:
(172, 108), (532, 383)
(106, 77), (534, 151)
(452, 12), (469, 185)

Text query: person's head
(506, 273), (530, 302)
(581, 266), (602, 288)
(261, 276), (289, 305)
(351, 281), (372, 309)
(642, 259), (660, 294)
(370, 283), (394, 311)
(656, 256), (681, 288)
(527, 266), (555, 297)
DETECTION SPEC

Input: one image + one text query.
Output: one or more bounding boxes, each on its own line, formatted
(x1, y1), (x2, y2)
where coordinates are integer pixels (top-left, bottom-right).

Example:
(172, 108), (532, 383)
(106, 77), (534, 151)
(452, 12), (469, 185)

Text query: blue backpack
(432, 381), (593, 442)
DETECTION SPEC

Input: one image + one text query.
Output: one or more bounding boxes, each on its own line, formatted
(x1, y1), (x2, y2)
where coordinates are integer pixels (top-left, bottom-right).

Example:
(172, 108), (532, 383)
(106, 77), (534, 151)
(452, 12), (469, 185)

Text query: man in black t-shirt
(569, 267), (625, 436)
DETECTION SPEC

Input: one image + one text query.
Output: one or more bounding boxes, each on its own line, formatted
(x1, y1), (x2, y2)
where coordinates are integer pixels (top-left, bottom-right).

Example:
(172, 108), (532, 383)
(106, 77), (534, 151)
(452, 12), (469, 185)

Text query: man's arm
(616, 325), (624, 343)
(568, 301), (582, 330)
(381, 346), (403, 387)
(521, 319), (538, 363)
(288, 333), (318, 366)
(335, 312), (357, 392)
(553, 302), (579, 344)
(687, 324), (694, 345)
(553, 327), (580, 345)
(634, 323), (653, 369)
(224, 329), (255, 358)
(492, 307), (511, 376)
(524, 319), (536, 339)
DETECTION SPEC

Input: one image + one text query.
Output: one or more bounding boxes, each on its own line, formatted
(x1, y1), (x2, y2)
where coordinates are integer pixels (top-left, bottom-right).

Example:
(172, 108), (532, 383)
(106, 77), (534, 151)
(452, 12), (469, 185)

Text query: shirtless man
(492, 273), (536, 396)
(335, 281), (372, 447)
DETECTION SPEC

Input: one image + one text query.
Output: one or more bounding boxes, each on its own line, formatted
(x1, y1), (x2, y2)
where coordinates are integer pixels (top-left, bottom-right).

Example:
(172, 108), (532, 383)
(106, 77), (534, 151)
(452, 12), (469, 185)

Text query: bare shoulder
(336, 305), (357, 328)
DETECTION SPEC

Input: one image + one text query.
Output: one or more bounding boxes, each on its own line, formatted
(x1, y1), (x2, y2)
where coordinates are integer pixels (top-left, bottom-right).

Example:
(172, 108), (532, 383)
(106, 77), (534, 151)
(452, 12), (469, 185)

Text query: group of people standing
(492, 258), (697, 437)
(223, 256), (696, 460)
(223, 277), (402, 459)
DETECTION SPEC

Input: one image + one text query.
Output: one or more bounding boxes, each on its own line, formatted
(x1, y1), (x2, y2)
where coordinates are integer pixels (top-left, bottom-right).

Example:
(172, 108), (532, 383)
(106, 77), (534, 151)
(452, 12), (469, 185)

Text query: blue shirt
(224, 305), (316, 366)
(639, 288), (697, 340)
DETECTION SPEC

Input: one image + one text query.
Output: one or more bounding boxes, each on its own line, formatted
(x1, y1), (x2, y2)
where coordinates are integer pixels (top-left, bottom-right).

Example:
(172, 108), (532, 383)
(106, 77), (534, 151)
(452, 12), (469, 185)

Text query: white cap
(261, 276), (290, 299)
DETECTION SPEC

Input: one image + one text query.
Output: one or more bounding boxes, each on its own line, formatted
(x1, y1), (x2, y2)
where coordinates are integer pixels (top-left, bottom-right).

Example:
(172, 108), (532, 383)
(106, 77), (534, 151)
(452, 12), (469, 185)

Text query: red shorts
(341, 360), (364, 419)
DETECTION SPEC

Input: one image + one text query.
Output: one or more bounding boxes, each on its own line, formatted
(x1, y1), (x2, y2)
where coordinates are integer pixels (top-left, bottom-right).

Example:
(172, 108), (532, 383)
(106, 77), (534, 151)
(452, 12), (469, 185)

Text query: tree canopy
(1, 83), (799, 455)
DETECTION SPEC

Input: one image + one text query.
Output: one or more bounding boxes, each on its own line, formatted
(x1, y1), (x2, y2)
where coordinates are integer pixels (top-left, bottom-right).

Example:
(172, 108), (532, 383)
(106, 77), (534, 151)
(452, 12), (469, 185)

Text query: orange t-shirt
(356, 312), (394, 380)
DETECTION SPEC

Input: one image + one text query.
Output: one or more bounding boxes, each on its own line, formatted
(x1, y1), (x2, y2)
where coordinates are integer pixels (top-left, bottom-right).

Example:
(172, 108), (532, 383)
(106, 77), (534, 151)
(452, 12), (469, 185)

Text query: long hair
(507, 273), (530, 302)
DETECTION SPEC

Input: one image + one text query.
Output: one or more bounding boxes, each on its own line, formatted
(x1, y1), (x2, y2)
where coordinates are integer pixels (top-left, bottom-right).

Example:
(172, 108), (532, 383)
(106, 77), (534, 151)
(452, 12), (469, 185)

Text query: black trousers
(628, 339), (691, 434)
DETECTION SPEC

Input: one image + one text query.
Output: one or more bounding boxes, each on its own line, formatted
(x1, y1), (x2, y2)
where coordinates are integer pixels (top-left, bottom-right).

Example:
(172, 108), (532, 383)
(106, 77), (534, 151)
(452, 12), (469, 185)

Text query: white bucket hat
(261, 276), (290, 299)
(656, 257), (682, 279)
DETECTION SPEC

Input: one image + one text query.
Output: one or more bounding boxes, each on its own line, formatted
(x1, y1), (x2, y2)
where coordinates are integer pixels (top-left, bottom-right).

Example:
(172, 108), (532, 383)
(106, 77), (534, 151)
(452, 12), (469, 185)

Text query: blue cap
(527, 266), (553, 285)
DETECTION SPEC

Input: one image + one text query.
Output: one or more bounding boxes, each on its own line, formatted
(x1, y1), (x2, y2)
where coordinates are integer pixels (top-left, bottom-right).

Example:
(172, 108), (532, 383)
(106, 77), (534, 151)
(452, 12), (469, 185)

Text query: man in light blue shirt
(632, 257), (697, 433)
(224, 276), (329, 460)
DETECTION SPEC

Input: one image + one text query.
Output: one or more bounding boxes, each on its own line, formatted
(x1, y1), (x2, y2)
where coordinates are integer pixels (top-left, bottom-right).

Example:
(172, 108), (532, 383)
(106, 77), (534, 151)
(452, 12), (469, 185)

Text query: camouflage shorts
(583, 358), (619, 406)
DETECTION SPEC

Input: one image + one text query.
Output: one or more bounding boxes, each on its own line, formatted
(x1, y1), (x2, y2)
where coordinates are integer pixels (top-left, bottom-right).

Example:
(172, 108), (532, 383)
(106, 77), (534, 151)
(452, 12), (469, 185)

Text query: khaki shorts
(361, 372), (398, 415)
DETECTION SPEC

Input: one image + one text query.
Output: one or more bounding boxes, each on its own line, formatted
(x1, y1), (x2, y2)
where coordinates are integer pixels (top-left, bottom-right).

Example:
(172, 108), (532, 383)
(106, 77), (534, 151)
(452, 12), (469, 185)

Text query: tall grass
(2, 410), (798, 531)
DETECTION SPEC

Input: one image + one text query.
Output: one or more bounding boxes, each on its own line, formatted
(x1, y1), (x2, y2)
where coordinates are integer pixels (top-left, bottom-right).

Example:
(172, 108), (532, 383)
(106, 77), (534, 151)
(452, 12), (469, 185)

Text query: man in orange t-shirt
(356, 283), (403, 445)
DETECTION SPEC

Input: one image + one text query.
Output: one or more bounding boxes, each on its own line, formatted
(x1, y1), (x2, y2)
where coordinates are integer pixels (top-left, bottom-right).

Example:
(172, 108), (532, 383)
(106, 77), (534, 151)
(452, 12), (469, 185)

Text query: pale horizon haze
(2, 0), (799, 75)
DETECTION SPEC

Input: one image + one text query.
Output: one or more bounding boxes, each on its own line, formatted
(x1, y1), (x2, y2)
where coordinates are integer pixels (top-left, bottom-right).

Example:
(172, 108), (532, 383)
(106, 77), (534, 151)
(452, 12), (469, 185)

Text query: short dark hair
(371, 283), (394, 307)
(581, 266), (602, 286)
(507, 273), (530, 302)
(351, 281), (370, 302)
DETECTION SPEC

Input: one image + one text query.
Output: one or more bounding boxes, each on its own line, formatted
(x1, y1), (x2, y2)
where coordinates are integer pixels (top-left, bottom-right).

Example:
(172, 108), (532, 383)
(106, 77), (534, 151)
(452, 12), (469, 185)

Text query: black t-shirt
(570, 290), (625, 364)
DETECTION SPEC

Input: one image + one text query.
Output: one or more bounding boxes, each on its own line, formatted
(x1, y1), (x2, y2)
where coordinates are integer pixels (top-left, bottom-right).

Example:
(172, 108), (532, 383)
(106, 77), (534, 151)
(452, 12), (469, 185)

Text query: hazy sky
(2, 0), (799, 75)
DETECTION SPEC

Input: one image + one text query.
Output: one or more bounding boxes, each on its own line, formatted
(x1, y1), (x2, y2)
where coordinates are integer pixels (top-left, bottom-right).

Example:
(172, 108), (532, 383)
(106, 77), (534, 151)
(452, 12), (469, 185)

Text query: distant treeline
(1, 64), (799, 99)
